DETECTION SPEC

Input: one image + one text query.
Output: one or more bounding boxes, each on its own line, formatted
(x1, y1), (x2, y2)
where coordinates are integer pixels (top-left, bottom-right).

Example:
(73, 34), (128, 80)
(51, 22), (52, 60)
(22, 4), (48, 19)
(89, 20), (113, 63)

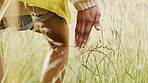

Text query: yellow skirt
(19, 0), (71, 24)
(0, 0), (71, 24)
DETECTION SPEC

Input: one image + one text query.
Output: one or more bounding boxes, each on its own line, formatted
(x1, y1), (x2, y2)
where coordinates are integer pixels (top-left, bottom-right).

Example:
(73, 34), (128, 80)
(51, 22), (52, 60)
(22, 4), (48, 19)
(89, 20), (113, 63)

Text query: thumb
(94, 13), (101, 30)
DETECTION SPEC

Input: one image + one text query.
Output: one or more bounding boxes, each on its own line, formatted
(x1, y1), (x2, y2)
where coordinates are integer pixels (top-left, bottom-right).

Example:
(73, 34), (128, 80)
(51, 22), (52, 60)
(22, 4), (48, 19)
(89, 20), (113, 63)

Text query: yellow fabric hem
(19, 0), (71, 24)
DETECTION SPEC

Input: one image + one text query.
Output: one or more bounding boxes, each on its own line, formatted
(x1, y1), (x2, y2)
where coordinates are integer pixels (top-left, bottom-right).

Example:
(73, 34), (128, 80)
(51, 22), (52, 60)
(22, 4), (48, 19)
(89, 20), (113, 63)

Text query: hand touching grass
(75, 6), (101, 48)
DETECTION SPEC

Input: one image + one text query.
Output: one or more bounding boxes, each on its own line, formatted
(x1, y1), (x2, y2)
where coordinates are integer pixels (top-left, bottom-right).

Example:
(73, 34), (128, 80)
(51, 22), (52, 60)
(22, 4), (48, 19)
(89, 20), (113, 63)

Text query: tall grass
(0, 0), (148, 83)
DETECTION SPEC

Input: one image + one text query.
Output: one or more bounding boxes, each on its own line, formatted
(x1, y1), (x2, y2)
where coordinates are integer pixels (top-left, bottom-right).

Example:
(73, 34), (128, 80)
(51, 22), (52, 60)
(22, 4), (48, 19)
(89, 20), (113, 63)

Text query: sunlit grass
(0, 0), (148, 83)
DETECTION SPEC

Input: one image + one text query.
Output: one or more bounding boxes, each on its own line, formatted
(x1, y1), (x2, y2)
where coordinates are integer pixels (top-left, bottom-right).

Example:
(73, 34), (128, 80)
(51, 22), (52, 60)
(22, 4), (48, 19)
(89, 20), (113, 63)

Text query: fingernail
(95, 26), (100, 30)
(75, 44), (79, 49)
(76, 44), (81, 49)
(76, 46), (79, 49)
(81, 44), (85, 48)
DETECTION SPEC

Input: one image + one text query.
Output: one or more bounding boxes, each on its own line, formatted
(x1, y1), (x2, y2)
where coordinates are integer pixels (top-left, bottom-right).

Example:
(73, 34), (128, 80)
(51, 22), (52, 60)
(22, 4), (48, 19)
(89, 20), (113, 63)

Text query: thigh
(42, 14), (69, 45)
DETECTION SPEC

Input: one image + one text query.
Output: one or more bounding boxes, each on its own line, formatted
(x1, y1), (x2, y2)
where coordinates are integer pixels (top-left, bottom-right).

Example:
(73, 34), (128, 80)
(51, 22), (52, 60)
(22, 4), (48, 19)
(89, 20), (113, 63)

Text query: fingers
(94, 11), (101, 30)
(76, 13), (86, 48)
(75, 18), (81, 47)
(75, 18), (93, 48)
(75, 6), (101, 49)
(81, 21), (93, 47)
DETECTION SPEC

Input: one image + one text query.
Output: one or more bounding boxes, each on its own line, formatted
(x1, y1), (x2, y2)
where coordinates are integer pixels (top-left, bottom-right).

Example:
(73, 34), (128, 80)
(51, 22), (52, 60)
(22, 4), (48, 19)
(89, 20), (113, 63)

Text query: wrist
(74, 0), (98, 11)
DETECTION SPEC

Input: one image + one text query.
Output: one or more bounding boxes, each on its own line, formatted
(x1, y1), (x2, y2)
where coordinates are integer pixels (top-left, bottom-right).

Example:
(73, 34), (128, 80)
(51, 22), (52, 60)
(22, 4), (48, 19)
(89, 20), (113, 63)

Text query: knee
(51, 44), (69, 62)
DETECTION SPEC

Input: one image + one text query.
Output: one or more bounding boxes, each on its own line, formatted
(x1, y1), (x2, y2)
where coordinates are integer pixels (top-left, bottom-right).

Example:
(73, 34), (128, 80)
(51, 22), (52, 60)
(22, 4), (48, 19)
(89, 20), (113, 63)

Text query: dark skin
(41, 6), (101, 83)
(75, 6), (101, 48)
(0, 1), (101, 82)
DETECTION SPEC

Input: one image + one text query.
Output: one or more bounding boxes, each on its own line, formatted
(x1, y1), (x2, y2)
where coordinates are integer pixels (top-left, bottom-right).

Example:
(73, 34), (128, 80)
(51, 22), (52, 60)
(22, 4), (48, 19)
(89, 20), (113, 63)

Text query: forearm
(70, 0), (98, 11)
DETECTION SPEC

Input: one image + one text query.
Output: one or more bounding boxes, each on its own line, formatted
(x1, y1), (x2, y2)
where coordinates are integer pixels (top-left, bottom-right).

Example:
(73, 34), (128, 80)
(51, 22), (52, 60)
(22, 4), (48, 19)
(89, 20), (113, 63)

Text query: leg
(40, 14), (69, 83)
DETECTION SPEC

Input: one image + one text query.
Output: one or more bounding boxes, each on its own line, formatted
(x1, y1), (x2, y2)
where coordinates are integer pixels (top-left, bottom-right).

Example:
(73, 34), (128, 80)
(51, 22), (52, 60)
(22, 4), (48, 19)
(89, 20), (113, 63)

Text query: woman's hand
(75, 6), (101, 48)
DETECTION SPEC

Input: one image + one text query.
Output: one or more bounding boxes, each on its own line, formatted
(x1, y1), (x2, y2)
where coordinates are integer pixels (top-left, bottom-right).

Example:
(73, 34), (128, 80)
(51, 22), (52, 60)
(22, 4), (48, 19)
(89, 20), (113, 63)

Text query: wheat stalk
(0, 0), (11, 21)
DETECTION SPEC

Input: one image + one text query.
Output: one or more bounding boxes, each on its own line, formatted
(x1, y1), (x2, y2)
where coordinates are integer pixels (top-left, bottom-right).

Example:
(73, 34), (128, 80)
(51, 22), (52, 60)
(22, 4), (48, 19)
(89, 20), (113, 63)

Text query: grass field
(0, 0), (148, 83)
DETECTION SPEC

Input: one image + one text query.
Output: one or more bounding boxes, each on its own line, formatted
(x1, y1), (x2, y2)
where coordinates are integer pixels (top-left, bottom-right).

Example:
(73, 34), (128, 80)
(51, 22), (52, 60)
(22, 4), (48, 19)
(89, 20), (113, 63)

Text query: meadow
(0, 0), (148, 83)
